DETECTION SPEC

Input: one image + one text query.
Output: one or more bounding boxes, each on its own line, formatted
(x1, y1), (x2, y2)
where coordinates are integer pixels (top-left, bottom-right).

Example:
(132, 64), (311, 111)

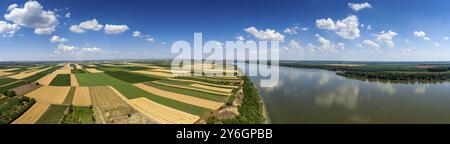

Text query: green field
(103, 71), (160, 83)
(76, 73), (208, 116)
(36, 105), (68, 124)
(63, 87), (76, 105)
(0, 78), (17, 86)
(50, 74), (71, 86)
(62, 106), (95, 124)
(0, 96), (35, 124)
(144, 82), (226, 102)
(71, 69), (86, 74)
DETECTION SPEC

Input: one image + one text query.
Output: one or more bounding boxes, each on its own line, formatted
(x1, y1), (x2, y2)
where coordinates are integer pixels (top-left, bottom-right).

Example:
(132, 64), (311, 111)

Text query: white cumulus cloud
(7, 3), (18, 11)
(362, 40), (380, 48)
(132, 31), (142, 37)
(65, 12), (71, 18)
(146, 37), (155, 43)
(104, 24), (129, 34)
(287, 40), (301, 49)
(244, 26), (285, 41)
(312, 34), (345, 52)
(0, 21), (20, 37)
(4, 1), (59, 35)
(375, 30), (397, 48)
(50, 35), (68, 43)
(348, 2), (372, 11)
(69, 25), (84, 33)
(316, 15), (360, 39)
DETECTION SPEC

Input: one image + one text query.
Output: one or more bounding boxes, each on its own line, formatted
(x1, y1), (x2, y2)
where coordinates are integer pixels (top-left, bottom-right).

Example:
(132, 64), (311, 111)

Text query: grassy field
(0, 96), (35, 124)
(36, 105), (68, 124)
(63, 87), (76, 105)
(50, 74), (71, 86)
(103, 71), (160, 83)
(62, 106), (95, 124)
(144, 82), (226, 102)
(76, 73), (208, 116)
(0, 78), (17, 86)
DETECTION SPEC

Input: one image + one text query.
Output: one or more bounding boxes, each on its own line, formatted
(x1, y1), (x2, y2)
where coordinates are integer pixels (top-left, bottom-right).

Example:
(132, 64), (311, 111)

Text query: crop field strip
(151, 81), (230, 96)
(89, 86), (128, 110)
(7, 67), (52, 79)
(163, 78), (236, 91)
(50, 74), (71, 86)
(103, 71), (160, 83)
(134, 83), (224, 110)
(76, 73), (209, 116)
(128, 98), (200, 124)
(132, 70), (175, 78)
(35, 104), (68, 124)
(12, 102), (50, 124)
(36, 73), (57, 85)
(70, 74), (79, 86)
(63, 87), (76, 105)
(72, 87), (91, 106)
(0, 77), (17, 86)
(22, 66), (60, 82)
(26, 86), (71, 104)
(143, 82), (227, 102)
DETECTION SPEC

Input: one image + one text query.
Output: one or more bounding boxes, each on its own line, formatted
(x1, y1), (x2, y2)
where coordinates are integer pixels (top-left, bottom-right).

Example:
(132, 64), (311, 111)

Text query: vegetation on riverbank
(280, 61), (450, 83)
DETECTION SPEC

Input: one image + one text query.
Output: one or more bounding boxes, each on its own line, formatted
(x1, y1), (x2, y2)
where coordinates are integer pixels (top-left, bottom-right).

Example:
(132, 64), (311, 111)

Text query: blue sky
(0, 0), (450, 61)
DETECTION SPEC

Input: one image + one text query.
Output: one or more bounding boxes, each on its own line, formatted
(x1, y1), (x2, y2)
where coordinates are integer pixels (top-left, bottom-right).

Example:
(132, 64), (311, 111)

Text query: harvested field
(12, 102), (50, 124)
(11, 83), (40, 96)
(49, 74), (71, 86)
(89, 86), (128, 109)
(129, 98), (200, 124)
(0, 81), (27, 92)
(134, 83), (223, 110)
(54, 69), (71, 74)
(72, 87), (91, 106)
(23, 66), (60, 82)
(70, 74), (79, 86)
(133, 70), (174, 78)
(75, 64), (83, 69)
(36, 73), (57, 85)
(153, 81), (230, 96)
(26, 86), (70, 104)
(7, 67), (52, 79)
(0, 71), (13, 77)
(85, 68), (103, 73)
(36, 104), (68, 124)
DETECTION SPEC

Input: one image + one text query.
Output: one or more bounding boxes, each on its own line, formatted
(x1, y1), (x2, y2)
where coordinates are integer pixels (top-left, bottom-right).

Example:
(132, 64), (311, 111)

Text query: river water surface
(241, 64), (450, 124)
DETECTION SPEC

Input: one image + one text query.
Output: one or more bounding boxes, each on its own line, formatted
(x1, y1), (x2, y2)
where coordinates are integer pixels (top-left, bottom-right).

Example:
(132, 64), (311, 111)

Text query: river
(239, 63), (450, 124)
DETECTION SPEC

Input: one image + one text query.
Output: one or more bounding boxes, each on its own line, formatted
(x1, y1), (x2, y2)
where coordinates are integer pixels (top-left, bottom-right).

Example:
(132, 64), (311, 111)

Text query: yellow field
(54, 69), (71, 74)
(72, 87), (91, 106)
(75, 64), (83, 69)
(134, 83), (223, 110)
(153, 81), (230, 96)
(191, 84), (233, 93)
(26, 86), (71, 104)
(0, 71), (13, 77)
(7, 67), (52, 79)
(36, 73), (57, 85)
(85, 68), (103, 73)
(133, 70), (174, 78)
(70, 74), (79, 86)
(12, 103), (50, 124)
(128, 98), (200, 124)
